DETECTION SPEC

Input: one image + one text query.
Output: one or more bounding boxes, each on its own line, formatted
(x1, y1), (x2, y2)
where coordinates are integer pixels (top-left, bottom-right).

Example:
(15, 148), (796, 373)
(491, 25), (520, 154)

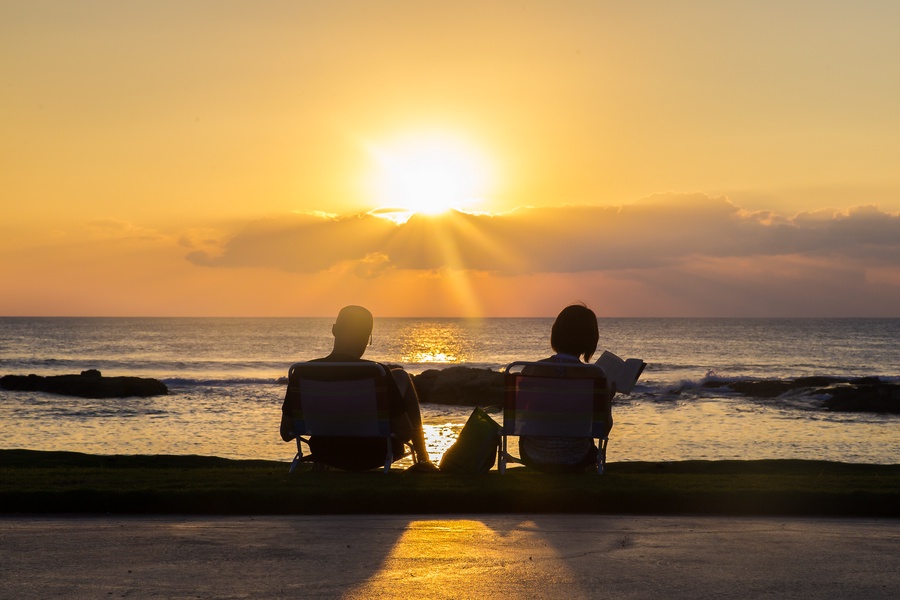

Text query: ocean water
(1, 317), (898, 465)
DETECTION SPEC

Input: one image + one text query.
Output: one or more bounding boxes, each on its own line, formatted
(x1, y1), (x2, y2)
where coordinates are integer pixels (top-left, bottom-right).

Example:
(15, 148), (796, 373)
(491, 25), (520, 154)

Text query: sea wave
(645, 373), (900, 414)
(162, 377), (286, 387)
(0, 358), (290, 378)
(4, 358), (898, 415)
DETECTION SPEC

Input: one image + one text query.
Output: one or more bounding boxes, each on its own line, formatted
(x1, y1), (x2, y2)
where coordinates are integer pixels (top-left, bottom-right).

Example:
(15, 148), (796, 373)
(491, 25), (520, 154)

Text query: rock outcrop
(820, 380), (900, 414)
(0, 370), (168, 399)
(412, 366), (505, 407)
(698, 376), (844, 398)
(692, 376), (900, 414)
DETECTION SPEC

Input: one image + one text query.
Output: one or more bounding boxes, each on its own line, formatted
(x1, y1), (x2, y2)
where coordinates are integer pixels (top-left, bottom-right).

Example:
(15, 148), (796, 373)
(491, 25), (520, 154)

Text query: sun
(367, 133), (492, 220)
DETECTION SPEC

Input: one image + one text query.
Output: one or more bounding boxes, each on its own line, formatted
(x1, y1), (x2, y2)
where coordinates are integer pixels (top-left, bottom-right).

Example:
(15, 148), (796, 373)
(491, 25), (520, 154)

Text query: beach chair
(499, 361), (613, 474)
(283, 362), (412, 474)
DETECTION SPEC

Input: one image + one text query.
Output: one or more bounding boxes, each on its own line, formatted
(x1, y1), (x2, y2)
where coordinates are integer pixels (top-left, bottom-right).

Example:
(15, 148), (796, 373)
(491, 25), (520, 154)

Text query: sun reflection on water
(423, 423), (461, 463)
(399, 323), (470, 365)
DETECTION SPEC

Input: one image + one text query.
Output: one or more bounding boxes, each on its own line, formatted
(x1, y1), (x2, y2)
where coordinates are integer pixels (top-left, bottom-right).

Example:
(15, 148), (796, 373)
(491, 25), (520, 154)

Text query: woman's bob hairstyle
(550, 303), (599, 363)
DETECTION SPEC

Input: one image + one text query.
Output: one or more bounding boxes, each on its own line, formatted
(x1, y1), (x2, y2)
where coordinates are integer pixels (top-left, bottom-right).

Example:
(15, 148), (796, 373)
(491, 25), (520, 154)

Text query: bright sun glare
(368, 134), (491, 222)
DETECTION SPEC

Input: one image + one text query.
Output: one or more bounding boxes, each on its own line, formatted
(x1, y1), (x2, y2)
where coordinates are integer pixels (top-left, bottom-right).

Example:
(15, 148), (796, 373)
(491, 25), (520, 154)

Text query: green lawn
(2, 450), (898, 517)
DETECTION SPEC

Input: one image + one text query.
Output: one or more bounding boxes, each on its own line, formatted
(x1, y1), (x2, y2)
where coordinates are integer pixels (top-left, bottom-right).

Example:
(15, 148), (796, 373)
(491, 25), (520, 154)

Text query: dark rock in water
(0, 372), (168, 398)
(703, 376), (845, 397)
(696, 375), (899, 414)
(820, 382), (900, 414)
(412, 366), (505, 407)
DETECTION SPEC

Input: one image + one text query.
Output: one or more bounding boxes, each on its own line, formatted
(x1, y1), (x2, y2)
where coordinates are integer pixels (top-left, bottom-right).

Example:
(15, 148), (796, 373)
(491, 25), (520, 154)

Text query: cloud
(86, 218), (164, 242)
(353, 252), (393, 279)
(186, 194), (900, 276)
(186, 212), (397, 272)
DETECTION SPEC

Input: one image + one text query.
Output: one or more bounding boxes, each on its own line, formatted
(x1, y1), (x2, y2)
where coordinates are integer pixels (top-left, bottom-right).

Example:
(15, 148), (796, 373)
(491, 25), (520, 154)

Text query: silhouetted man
(280, 305), (436, 471)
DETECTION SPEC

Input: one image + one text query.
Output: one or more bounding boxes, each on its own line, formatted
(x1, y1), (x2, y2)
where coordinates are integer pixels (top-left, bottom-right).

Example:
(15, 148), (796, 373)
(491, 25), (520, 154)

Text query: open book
(596, 351), (646, 394)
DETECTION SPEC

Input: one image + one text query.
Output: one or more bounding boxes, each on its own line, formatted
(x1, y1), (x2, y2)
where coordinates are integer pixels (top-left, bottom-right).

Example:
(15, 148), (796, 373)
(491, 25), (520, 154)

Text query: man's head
(331, 305), (374, 358)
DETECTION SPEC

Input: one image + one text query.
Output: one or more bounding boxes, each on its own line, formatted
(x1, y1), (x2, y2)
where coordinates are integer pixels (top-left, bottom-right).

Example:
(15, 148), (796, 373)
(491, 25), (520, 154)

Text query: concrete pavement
(2, 515), (898, 598)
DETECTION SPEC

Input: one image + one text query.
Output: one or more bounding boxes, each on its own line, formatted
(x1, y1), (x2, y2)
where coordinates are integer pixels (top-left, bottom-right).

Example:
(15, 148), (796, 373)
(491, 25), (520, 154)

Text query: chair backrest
(503, 361), (612, 439)
(284, 362), (392, 438)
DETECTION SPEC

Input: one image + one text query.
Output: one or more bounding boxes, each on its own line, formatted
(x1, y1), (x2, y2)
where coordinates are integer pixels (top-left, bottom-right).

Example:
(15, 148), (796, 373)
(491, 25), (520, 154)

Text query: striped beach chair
(284, 362), (409, 474)
(499, 361), (613, 474)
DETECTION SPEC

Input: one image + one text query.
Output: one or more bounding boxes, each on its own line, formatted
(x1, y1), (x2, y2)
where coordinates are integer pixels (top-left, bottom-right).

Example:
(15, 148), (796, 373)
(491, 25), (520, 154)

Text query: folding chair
(283, 362), (412, 474)
(499, 361), (613, 474)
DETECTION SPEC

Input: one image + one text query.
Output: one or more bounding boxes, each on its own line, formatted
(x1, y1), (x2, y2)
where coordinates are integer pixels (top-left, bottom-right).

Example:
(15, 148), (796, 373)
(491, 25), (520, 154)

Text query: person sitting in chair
(280, 305), (437, 472)
(520, 303), (612, 473)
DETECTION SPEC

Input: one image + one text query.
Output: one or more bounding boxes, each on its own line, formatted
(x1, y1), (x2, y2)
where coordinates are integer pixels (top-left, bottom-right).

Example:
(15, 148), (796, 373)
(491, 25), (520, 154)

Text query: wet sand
(2, 515), (898, 598)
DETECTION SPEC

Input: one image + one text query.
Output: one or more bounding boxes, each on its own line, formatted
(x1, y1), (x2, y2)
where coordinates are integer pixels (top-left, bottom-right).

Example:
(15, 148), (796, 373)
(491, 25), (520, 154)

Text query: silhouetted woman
(520, 303), (608, 473)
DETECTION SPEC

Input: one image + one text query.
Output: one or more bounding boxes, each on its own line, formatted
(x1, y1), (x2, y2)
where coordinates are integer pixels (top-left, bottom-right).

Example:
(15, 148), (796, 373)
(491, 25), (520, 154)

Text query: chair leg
(597, 438), (608, 474)
(289, 436), (306, 474)
(384, 437), (393, 473)
(499, 435), (507, 474)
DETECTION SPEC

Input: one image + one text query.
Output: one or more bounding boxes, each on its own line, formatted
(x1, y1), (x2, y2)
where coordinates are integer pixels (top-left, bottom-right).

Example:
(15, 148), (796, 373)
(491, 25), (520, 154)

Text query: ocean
(1, 317), (898, 465)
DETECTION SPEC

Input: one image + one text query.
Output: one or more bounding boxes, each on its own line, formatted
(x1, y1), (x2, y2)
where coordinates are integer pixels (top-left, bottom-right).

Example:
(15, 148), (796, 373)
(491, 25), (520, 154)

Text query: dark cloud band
(186, 193), (900, 276)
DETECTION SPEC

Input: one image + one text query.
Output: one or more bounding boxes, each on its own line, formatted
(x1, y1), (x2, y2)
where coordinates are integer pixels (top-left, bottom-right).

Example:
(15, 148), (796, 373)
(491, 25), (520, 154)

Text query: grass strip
(1, 450), (898, 517)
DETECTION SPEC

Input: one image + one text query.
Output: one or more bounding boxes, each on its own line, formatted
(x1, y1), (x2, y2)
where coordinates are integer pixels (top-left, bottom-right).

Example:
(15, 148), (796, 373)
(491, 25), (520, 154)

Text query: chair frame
(499, 361), (612, 474)
(284, 361), (411, 474)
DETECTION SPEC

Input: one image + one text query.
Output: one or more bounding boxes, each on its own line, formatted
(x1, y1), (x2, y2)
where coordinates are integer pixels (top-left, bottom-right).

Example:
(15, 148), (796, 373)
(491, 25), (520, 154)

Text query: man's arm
(390, 368), (431, 463)
(280, 410), (294, 442)
(280, 386), (295, 442)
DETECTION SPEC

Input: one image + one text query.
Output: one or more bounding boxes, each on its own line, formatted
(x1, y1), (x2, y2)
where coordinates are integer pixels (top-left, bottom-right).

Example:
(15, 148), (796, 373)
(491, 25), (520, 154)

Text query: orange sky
(2, 1), (899, 317)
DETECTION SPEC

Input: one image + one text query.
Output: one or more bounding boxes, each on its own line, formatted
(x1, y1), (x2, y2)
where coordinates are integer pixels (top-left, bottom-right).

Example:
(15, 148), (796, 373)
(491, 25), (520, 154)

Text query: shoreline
(2, 449), (898, 517)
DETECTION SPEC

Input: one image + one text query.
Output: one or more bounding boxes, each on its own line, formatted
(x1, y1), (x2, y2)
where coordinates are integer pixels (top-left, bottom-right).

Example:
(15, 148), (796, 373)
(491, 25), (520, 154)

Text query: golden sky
(2, 1), (899, 316)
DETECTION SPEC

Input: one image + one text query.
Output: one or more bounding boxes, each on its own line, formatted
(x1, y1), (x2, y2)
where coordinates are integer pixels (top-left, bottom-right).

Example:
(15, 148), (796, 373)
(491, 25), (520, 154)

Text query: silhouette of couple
(280, 303), (605, 473)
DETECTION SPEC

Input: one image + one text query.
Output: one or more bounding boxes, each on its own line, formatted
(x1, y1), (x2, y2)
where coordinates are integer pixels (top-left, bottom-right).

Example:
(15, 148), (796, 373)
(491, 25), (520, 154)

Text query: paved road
(2, 515), (898, 598)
